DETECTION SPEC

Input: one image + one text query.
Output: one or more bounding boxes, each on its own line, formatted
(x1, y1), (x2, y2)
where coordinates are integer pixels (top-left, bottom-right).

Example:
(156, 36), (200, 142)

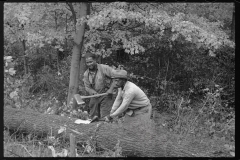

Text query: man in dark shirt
(83, 54), (115, 119)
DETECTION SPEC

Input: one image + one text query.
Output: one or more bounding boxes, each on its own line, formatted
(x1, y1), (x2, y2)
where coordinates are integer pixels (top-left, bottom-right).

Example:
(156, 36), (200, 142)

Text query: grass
(4, 127), (124, 157)
(4, 107), (235, 157)
(4, 91), (235, 157)
(151, 97), (235, 157)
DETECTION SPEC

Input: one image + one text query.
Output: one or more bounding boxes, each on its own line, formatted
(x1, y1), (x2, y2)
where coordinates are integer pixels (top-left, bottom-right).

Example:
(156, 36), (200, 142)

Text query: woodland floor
(153, 111), (234, 157)
(4, 109), (234, 157)
(3, 93), (235, 157)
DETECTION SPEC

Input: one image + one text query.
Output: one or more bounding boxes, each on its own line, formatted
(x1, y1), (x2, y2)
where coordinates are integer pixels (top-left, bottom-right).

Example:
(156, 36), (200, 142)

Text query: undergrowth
(4, 56), (235, 157)
(4, 88), (235, 157)
(4, 128), (124, 157)
(150, 85), (235, 157)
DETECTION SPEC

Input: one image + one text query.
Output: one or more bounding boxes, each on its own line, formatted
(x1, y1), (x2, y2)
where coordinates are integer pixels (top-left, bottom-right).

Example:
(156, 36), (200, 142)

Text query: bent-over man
(105, 70), (152, 129)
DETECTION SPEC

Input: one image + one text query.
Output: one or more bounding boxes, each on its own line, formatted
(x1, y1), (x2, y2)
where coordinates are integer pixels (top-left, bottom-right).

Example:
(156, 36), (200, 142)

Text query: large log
(4, 107), (197, 157)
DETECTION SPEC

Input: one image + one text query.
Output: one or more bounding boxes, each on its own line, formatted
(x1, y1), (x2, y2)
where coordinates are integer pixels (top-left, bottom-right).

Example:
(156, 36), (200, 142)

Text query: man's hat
(112, 70), (128, 79)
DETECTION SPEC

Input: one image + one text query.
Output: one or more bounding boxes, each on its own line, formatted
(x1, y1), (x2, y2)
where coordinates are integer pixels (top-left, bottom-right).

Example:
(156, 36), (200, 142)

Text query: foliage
(4, 56), (21, 108)
(78, 2), (234, 57)
(81, 2), (235, 113)
(4, 126), (123, 157)
(4, 2), (235, 157)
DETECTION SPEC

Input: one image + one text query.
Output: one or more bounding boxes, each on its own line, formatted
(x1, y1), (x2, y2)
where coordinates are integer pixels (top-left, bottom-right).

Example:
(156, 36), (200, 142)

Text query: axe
(74, 92), (108, 105)
(89, 115), (106, 123)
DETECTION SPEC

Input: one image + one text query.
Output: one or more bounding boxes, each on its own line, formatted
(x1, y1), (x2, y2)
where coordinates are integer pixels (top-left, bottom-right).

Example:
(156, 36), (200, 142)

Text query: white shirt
(110, 81), (150, 117)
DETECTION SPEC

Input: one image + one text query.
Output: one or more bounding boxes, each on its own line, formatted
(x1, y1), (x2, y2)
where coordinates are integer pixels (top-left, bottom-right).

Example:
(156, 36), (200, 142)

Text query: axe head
(90, 116), (106, 123)
(74, 94), (85, 105)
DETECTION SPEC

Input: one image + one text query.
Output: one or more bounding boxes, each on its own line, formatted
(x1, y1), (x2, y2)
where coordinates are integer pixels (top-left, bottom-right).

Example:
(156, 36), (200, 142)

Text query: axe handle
(81, 92), (108, 99)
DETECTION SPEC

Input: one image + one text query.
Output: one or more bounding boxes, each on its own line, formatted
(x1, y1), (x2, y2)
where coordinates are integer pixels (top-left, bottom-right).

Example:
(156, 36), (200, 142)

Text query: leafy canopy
(77, 2), (234, 57)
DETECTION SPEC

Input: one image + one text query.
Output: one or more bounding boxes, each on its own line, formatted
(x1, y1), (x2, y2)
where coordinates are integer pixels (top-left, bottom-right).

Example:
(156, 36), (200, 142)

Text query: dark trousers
(122, 104), (154, 135)
(89, 95), (114, 119)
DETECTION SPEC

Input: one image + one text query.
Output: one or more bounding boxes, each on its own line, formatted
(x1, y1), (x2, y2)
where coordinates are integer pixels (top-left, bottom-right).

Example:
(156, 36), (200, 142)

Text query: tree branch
(66, 2), (77, 32)
(90, 3), (95, 13)
(65, 4), (72, 11)
(135, 3), (146, 12)
(5, 25), (19, 41)
(146, 2), (160, 9)
(123, 22), (144, 31)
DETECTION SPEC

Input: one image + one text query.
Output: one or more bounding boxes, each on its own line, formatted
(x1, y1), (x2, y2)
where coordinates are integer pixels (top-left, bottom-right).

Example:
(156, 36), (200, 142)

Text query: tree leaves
(8, 68), (17, 76)
(58, 126), (66, 134)
(9, 90), (18, 99)
(84, 3), (234, 58)
(224, 144), (235, 157)
(209, 50), (216, 57)
(4, 56), (16, 76)
(4, 56), (13, 62)
(5, 2), (71, 57)
(230, 152), (235, 157)
(4, 2), (235, 61)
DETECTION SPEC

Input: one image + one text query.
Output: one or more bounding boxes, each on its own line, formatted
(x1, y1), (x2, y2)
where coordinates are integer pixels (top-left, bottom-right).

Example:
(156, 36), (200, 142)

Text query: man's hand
(106, 88), (113, 95)
(110, 109), (116, 115)
(91, 91), (98, 95)
(108, 80), (118, 92)
(107, 80), (117, 95)
(111, 79), (118, 88)
(104, 115), (113, 122)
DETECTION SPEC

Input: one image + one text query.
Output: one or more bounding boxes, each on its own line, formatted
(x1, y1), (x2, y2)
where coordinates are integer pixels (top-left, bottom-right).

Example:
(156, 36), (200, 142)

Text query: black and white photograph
(4, 2), (235, 157)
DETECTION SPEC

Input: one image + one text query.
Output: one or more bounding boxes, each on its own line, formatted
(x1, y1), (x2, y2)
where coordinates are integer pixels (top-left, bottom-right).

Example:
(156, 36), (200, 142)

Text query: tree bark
(56, 50), (60, 73)
(54, 11), (58, 31)
(65, 13), (68, 49)
(21, 40), (28, 75)
(54, 12), (60, 74)
(67, 3), (77, 33)
(4, 107), (202, 157)
(78, 3), (91, 96)
(78, 48), (87, 93)
(67, 3), (90, 106)
(231, 8), (235, 41)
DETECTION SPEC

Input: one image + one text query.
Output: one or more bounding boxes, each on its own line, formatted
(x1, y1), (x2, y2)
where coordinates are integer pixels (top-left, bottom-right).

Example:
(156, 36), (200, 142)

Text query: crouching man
(104, 70), (152, 129)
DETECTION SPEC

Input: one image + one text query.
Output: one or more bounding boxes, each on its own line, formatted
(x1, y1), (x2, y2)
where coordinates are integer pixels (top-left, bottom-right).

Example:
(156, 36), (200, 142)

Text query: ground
(4, 108), (235, 157)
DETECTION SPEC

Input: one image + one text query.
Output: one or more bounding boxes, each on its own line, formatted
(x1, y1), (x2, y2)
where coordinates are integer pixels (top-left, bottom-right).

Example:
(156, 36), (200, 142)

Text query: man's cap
(111, 70), (128, 79)
(85, 53), (97, 60)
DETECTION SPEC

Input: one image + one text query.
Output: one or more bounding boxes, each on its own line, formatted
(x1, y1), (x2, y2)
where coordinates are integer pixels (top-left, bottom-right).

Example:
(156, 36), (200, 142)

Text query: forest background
(4, 2), (235, 157)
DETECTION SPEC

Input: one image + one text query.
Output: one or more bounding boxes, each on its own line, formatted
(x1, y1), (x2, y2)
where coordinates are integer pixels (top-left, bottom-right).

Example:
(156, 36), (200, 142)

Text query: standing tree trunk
(49, 54), (52, 67)
(78, 47), (87, 93)
(54, 11), (58, 31)
(54, 12), (60, 74)
(78, 5), (91, 96)
(21, 40), (28, 75)
(57, 51), (60, 73)
(65, 13), (68, 49)
(67, 3), (77, 33)
(67, 3), (90, 106)
(231, 8), (235, 41)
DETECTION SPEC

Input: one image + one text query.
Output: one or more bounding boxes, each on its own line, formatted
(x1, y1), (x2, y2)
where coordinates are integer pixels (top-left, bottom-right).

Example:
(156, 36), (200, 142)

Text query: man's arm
(100, 64), (117, 94)
(83, 72), (98, 95)
(110, 88), (122, 114)
(101, 64), (115, 78)
(110, 90), (135, 118)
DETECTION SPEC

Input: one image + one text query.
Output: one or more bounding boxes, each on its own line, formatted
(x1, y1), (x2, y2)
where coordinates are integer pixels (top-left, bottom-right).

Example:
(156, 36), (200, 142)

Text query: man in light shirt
(104, 70), (152, 126)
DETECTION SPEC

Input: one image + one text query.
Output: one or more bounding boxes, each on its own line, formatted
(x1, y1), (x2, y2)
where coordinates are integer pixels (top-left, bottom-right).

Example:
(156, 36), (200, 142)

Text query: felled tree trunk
(4, 107), (196, 157)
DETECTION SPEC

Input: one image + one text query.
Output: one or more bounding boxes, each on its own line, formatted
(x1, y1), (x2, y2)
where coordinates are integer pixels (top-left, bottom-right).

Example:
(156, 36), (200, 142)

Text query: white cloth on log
(74, 119), (91, 124)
